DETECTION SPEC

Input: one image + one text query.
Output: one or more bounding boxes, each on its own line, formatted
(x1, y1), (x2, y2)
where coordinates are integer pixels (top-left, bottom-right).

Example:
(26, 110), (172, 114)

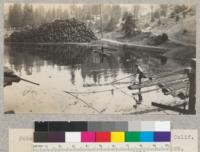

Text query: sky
(4, 3), (158, 15)
(4, 3), (194, 18)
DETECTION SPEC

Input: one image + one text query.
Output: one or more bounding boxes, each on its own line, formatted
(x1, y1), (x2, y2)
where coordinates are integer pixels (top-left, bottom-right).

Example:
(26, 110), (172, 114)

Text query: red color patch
(95, 132), (111, 142)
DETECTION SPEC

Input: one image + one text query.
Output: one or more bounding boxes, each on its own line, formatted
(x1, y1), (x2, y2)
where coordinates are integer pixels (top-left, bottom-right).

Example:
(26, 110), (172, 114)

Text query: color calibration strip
(9, 129), (198, 152)
(34, 121), (170, 142)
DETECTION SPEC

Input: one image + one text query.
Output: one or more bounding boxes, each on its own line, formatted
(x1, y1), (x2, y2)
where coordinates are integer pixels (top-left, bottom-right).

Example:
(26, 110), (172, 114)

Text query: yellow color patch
(111, 132), (125, 142)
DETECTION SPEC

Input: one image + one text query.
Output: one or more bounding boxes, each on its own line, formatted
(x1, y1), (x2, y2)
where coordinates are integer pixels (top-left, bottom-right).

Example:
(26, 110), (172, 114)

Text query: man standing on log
(132, 64), (145, 108)
(135, 64), (146, 85)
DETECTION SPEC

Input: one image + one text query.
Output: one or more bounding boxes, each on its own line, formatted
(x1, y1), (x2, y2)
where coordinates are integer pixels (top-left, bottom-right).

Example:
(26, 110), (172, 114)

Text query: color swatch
(81, 132), (95, 142)
(140, 132), (154, 142)
(111, 132), (125, 142)
(125, 132), (140, 142)
(34, 132), (65, 142)
(65, 132), (81, 142)
(95, 132), (110, 142)
(34, 121), (171, 143)
(154, 132), (171, 142)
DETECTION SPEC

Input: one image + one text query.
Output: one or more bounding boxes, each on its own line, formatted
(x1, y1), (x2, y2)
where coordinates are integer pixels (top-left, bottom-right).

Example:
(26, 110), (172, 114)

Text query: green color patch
(125, 132), (140, 142)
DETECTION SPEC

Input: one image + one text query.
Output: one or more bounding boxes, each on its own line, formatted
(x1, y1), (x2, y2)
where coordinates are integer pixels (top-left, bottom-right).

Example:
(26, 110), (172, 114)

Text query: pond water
(4, 44), (188, 114)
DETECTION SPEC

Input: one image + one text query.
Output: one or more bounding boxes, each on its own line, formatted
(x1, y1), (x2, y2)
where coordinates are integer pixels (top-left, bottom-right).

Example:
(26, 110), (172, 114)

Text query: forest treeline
(5, 4), (103, 29)
(5, 3), (194, 35)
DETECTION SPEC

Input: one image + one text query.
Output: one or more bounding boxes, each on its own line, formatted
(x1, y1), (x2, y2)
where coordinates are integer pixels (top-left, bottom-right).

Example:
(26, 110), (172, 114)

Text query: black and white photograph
(4, 3), (196, 114)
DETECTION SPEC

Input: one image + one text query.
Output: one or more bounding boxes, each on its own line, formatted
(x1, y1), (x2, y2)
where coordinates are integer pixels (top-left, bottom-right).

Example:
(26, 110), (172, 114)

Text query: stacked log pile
(6, 18), (97, 43)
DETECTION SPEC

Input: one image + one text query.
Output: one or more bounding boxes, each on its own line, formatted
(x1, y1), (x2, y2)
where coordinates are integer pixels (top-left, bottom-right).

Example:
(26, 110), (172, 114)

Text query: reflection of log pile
(6, 18), (97, 43)
(9, 44), (92, 66)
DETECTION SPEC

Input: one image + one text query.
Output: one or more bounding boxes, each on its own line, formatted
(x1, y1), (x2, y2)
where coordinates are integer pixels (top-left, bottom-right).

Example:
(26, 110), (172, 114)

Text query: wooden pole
(20, 78), (40, 86)
(64, 91), (100, 113)
(186, 59), (196, 114)
(100, 2), (103, 39)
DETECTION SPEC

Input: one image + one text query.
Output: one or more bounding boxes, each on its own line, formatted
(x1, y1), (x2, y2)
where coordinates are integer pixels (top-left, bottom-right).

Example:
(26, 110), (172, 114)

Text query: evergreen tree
(133, 5), (140, 21)
(69, 4), (79, 18)
(121, 12), (136, 37)
(22, 4), (34, 27)
(111, 5), (121, 22)
(33, 6), (45, 27)
(160, 5), (168, 17)
(150, 5), (155, 22)
(8, 4), (23, 28)
(8, 5), (13, 27)
(56, 6), (63, 19)
(61, 10), (69, 19)
(153, 10), (160, 19)
(105, 17), (116, 31)
(104, 5), (121, 32)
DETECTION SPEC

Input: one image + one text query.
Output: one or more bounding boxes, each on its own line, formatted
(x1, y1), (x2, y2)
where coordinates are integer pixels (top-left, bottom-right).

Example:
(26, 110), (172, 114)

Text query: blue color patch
(140, 132), (154, 142)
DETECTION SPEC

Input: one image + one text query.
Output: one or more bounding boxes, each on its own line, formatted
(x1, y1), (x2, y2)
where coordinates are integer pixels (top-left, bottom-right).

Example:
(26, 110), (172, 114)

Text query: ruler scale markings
(33, 143), (171, 152)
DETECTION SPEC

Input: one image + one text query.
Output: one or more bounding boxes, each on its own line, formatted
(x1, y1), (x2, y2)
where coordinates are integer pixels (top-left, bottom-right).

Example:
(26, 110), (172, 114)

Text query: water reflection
(5, 44), (123, 85)
(4, 44), (190, 114)
(4, 44), (188, 86)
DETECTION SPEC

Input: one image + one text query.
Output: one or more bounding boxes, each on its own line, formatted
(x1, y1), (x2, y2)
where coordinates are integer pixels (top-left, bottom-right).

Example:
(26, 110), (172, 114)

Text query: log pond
(4, 43), (190, 114)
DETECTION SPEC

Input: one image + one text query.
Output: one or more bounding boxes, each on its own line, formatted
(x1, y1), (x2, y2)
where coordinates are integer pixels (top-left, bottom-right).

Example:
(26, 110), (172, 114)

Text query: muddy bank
(101, 31), (195, 60)
(92, 38), (169, 54)
(162, 42), (195, 59)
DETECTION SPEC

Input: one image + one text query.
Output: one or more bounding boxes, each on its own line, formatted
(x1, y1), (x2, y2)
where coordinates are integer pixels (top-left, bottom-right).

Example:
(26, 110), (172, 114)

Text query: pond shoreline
(5, 38), (169, 55)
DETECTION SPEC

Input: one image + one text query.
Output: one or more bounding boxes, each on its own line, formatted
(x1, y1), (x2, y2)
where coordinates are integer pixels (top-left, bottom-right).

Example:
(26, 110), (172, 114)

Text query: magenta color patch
(81, 132), (95, 142)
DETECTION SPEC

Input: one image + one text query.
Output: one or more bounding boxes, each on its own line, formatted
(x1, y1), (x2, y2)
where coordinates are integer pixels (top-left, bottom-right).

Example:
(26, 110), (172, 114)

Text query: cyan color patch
(140, 132), (154, 142)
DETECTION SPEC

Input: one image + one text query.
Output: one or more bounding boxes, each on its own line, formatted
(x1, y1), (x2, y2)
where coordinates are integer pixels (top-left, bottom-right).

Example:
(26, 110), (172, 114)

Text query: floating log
(83, 81), (131, 87)
(93, 49), (111, 56)
(4, 110), (15, 114)
(131, 80), (189, 99)
(131, 101), (188, 114)
(152, 102), (188, 114)
(132, 88), (160, 95)
(83, 73), (135, 87)
(128, 77), (188, 90)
